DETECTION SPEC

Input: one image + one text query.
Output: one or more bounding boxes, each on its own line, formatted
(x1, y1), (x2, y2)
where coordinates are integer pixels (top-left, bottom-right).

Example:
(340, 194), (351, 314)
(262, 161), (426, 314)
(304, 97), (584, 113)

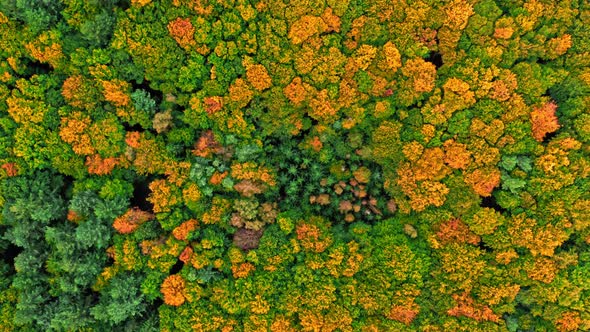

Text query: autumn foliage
(172, 219), (198, 241)
(167, 17), (195, 49)
(161, 275), (186, 306)
(85, 154), (119, 175)
(1, 1), (588, 331)
(447, 292), (501, 323)
(531, 101), (560, 142)
(113, 208), (155, 234)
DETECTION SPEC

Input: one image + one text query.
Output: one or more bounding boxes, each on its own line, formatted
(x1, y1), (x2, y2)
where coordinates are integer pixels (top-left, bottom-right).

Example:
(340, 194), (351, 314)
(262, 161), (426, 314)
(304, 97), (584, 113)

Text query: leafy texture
(0, 1), (589, 331)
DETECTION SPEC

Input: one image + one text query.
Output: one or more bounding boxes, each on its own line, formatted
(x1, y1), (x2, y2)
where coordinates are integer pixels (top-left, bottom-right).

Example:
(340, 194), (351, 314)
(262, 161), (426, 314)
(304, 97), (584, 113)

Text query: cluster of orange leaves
(101, 79), (130, 107)
(1, 163), (18, 177)
(284, 77), (310, 106)
(296, 220), (332, 253)
(231, 262), (255, 278)
(66, 210), (84, 223)
(447, 292), (500, 323)
(131, 0), (151, 6)
(209, 171), (228, 186)
(125, 131), (141, 148)
(443, 139), (471, 169)
(288, 8), (341, 45)
(547, 34), (573, 59)
(193, 130), (223, 158)
(129, 136), (172, 173)
(288, 16), (327, 45)
(507, 213), (569, 257)
(25, 32), (64, 68)
(402, 58), (437, 93)
(297, 308), (353, 332)
(556, 311), (583, 332)
(85, 154), (120, 175)
(308, 89), (338, 123)
(464, 167), (501, 197)
(231, 162), (276, 186)
(62, 75), (95, 108)
(530, 101), (560, 142)
(59, 112), (95, 155)
(386, 299), (420, 325)
(526, 256), (558, 284)
(201, 197), (231, 225)
(203, 96), (223, 114)
(148, 179), (179, 213)
(178, 246), (193, 264)
(172, 219), (198, 241)
(411, 147), (450, 181)
(436, 218), (481, 246)
(396, 166), (450, 212)
(168, 17), (195, 49)
(161, 274), (187, 306)
(245, 63), (272, 91)
(113, 208), (155, 234)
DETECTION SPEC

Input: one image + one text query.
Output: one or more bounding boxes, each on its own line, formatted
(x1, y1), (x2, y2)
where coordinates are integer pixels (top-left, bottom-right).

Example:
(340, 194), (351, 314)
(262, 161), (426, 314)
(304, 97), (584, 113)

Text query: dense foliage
(1, 0), (589, 331)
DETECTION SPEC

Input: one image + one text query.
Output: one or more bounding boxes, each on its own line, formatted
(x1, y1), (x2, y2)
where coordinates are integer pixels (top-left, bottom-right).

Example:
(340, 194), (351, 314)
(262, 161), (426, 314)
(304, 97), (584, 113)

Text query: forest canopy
(0, 0), (590, 331)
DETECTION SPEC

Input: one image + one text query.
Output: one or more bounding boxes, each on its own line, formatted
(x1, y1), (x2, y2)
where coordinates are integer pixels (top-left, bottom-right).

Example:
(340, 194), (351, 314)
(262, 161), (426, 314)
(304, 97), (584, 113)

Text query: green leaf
(221, 177), (234, 190)
(235, 144), (262, 162)
(517, 156), (532, 172)
(499, 155), (518, 171)
(501, 175), (527, 193)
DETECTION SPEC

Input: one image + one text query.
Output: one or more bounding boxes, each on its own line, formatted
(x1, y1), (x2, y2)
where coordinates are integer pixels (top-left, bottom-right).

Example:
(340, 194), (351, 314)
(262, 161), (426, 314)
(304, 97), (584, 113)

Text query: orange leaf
(531, 101), (560, 142)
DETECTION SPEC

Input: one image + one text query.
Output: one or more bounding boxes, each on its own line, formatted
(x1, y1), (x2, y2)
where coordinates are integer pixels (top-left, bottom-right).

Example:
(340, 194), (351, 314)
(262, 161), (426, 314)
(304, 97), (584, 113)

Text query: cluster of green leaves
(0, 172), (159, 330)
